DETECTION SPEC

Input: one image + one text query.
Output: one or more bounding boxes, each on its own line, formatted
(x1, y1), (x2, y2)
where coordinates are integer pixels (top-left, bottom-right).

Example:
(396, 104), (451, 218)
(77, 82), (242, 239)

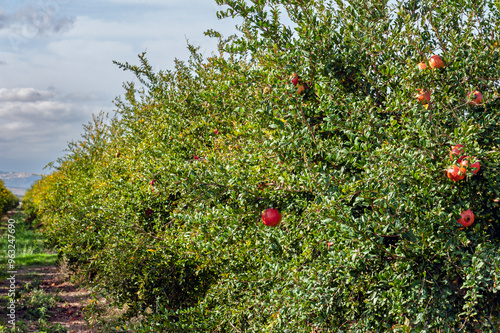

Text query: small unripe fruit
(417, 62), (427, 70)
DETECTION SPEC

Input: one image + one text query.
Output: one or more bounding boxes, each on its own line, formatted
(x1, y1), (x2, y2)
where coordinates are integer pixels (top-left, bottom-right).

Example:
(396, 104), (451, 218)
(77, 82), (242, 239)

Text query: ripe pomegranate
(447, 165), (466, 181)
(467, 91), (483, 105)
(450, 144), (465, 162)
(457, 209), (475, 227)
(417, 62), (427, 70)
(429, 55), (444, 69)
(261, 208), (282, 226)
(291, 73), (299, 86)
(416, 89), (430, 104)
(470, 161), (481, 174)
(297, 84), (306, 95)
(460, 156), (480, 175)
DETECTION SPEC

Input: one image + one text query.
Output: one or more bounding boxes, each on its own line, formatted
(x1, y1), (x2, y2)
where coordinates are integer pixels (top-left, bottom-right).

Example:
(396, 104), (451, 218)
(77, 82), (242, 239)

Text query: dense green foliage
(25, 0), (500, 331)
(0, 180), (18, 215)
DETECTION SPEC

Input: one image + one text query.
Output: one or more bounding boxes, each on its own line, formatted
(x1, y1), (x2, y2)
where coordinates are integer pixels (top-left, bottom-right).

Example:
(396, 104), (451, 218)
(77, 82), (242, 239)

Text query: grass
(0, 211), (58, 279)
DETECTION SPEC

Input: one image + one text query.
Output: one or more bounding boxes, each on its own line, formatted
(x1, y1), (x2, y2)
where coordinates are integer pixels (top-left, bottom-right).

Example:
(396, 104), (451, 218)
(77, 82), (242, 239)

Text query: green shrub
(26, 0), (500, 331)
(0, 180), (18, 215)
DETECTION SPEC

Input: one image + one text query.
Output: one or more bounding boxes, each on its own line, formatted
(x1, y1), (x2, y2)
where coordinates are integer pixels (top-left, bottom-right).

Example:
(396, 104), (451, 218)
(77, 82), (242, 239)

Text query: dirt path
(0, 265), (96, 332)
(1, 209), (98, 332)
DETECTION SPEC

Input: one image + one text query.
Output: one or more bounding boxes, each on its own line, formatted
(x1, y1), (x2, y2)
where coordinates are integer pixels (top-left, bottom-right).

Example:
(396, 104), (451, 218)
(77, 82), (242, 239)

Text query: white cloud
(0, 87), (55, 101)
(99, 0), (220, 9)
(0, 87), (100, 172)
(0, 4), (75, 37)
(0, 100), (75, 122)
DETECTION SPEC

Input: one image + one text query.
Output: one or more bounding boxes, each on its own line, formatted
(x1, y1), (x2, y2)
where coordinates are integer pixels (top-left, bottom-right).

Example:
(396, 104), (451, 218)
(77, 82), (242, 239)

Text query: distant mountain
(0, 171), (42, 192)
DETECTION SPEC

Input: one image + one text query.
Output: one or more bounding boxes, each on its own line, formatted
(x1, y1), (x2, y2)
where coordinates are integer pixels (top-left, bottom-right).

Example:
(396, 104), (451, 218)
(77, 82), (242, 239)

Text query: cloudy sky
(0, 0), (240, 174)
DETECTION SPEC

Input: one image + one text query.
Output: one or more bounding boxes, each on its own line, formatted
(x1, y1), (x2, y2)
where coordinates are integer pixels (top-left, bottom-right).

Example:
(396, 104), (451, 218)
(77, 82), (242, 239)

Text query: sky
(0, 0), (240, 174)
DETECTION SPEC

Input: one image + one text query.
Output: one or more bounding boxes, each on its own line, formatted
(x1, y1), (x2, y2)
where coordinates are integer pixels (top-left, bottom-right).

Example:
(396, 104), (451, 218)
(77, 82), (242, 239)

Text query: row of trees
(25, 0), (500, 331)
(0, 180), (18, 215)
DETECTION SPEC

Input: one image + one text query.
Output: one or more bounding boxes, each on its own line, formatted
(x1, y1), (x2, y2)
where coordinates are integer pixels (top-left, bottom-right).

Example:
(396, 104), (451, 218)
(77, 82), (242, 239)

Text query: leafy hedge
(25, 0), (500, 331)
(0, 180), (18, 215)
